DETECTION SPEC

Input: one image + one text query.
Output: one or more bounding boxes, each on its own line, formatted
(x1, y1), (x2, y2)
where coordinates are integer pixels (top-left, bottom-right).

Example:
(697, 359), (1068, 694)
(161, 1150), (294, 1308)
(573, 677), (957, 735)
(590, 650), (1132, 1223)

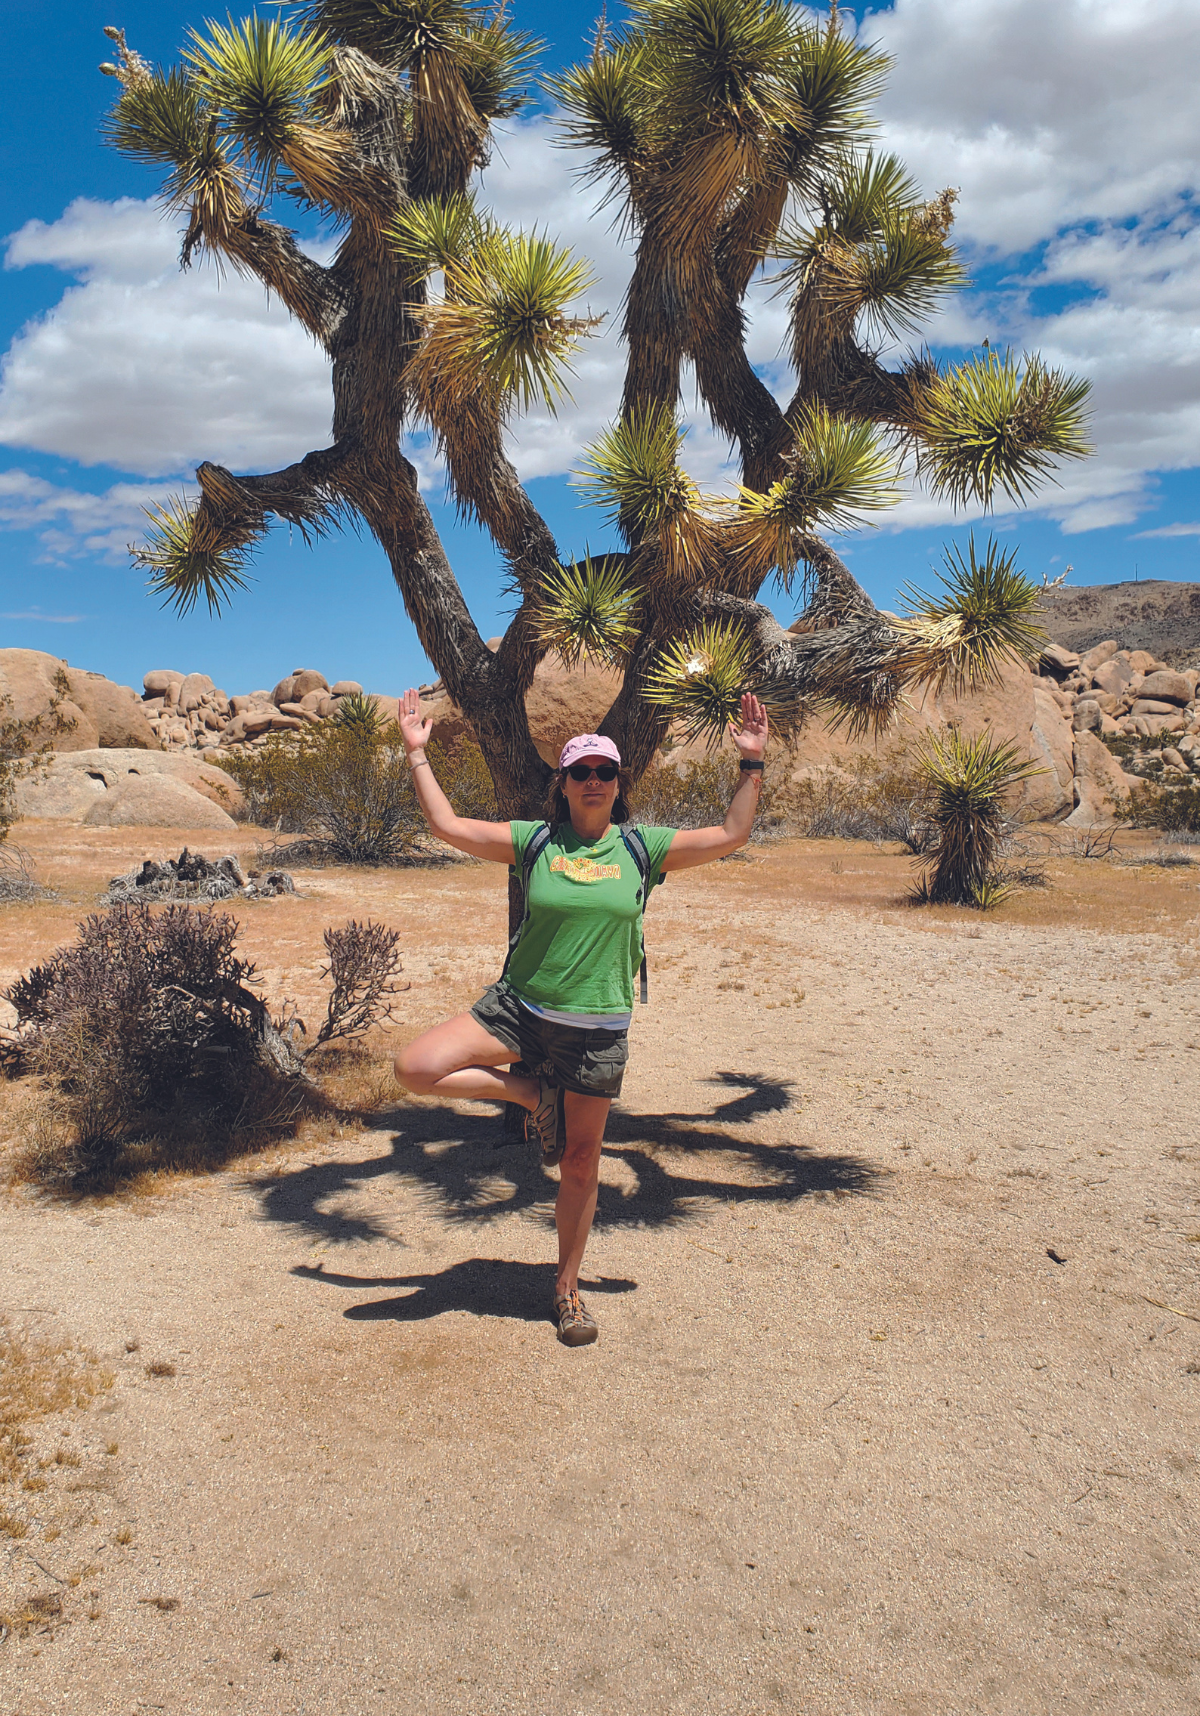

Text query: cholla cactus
(105, 0), (1090, 803)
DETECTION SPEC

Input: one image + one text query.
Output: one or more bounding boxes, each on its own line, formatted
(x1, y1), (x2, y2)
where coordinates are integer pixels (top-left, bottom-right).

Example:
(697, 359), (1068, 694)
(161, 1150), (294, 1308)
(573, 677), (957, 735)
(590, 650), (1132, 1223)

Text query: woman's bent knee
(394, 1045), (439, 1095)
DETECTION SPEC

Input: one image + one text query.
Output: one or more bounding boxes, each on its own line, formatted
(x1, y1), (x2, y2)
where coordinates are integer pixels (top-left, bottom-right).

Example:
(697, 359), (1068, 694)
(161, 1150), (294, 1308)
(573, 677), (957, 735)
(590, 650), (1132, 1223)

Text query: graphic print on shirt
(549, 854), (623, 884)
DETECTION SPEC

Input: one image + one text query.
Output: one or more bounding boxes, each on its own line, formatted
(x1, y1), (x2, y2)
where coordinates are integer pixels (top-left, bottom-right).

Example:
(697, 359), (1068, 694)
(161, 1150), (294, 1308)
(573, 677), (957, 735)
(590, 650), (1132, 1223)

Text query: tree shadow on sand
(250, 1070), (876, 1251)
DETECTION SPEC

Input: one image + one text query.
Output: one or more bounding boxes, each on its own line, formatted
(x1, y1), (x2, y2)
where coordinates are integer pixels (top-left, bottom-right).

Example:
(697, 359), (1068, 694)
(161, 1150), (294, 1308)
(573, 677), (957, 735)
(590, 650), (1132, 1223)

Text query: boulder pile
(1036, 640), (1200, 770)
(138, 667), (373, 753)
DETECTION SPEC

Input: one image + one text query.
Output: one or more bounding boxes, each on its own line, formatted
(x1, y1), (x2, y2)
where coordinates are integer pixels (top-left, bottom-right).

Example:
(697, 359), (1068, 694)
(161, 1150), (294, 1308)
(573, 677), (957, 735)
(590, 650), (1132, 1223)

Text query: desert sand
(1, 821), (1198, 1714)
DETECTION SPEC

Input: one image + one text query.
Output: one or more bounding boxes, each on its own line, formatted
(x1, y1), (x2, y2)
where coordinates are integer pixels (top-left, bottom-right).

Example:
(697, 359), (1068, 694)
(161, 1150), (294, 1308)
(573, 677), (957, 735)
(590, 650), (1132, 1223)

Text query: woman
(394, 689), (768, 1346)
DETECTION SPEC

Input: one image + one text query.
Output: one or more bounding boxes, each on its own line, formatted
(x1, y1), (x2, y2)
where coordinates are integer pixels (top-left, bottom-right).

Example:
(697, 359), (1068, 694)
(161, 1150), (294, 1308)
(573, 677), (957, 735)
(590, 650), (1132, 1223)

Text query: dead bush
(316, 919), (409, 1046)
(3, 904), (405, 1186)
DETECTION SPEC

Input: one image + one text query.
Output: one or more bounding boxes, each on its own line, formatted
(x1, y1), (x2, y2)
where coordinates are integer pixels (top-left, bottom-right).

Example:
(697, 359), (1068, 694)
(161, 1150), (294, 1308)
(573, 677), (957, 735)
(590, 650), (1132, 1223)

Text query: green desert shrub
(0, 678), (76, 845)
(1121, 780), (1200, 833)
(633, 750), (785, 837)
(782, 751), (934, 851)
(216, 698), (495, 863)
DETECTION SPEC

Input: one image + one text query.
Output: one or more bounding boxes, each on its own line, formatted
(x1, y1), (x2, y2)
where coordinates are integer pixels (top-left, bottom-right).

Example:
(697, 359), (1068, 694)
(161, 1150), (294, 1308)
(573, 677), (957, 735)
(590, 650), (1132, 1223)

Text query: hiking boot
(526, 1077), (563, 1167)
(554, 1290), (598, 1347)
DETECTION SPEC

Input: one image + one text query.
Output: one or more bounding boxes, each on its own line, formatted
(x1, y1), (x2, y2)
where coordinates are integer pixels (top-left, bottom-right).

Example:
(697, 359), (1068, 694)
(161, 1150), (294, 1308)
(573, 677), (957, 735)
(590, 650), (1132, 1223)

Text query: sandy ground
(1, 821), (1198, 1714)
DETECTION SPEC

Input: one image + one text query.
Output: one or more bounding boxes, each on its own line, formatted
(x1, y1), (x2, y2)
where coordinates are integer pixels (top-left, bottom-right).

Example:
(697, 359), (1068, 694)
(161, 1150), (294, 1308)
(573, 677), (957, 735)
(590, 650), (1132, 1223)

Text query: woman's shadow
(293, 1256), (636, 1327)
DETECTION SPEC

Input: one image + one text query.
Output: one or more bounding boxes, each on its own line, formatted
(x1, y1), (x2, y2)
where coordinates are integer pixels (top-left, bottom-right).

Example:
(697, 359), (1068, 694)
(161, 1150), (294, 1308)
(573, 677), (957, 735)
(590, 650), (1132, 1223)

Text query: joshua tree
(101, 0), (1089, 814)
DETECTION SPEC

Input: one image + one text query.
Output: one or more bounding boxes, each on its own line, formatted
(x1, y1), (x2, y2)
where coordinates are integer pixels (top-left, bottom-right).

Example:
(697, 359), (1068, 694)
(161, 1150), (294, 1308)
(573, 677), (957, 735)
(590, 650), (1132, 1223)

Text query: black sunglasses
(565, 762), (619, 783)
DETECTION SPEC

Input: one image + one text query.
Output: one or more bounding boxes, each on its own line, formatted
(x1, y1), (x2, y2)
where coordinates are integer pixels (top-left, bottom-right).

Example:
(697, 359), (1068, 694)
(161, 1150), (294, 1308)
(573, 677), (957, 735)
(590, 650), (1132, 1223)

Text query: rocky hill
(1039, 580), (1200, 667)
(5, 611), (1200, 831)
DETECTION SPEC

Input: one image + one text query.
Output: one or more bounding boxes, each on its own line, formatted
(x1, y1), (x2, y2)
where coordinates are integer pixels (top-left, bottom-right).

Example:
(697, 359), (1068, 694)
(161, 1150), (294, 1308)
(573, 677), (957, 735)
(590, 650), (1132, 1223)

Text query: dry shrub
(3, 904), (405, 1187)
(634, 750), (786, 837)
(781, 751), (934, 851)
(0, 845), (48, 905)
(427, 732), (497, 821)
(317, 919), (408, 1045)
(1121, 780), (1200, 833)
(215, 699), (495, 864)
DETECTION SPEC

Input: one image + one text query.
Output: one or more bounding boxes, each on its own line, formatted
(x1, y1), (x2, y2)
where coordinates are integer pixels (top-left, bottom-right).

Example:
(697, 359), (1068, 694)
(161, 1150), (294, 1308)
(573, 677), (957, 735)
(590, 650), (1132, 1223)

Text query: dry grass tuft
(0, 1589), (63, 1638)
(144, 1361), (176, 1379)
(114, 1524), (133, 1544)
(0, 1318), (113, 1497)
(138, 1595), (180, 1612)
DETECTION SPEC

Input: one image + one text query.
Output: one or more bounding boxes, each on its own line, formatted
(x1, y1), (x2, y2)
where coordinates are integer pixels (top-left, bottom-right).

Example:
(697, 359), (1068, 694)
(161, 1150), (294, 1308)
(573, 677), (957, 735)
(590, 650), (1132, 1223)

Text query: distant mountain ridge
(1038, 580), (1200, 668)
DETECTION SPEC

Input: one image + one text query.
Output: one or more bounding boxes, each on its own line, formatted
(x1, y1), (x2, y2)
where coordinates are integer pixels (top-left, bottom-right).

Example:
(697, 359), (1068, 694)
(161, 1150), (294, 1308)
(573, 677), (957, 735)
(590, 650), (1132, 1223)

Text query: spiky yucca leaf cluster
(894, 536), (1046, 696)
(575, 406), (722, 580)
(913, 727), (1042, 907)
(643, 619), (758, 746)
(534, 556), (641, 669)
(777, 152), (966, 361)
(184, 16), (336, 181)
(921, 350), (1092, 508)
(549, 1), (885, 270)
(132, 497), (255, 617)
(388, 191), (493, 279)
(408, 229), (597, 415)
(301, 0), (539, 114)
(334, 689), (389, 739)
(734, 402), (897, 583)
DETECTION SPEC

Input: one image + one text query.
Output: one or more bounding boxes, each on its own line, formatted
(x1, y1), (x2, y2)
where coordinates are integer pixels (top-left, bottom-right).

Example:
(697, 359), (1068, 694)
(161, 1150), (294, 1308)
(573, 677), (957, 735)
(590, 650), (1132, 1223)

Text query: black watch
(739, 759), (765, 772)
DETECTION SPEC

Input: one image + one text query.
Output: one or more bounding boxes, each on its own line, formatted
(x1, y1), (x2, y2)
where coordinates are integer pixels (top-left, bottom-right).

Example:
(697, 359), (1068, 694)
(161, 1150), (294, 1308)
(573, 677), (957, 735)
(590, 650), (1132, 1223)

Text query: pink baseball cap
(559, 733), (621, 771)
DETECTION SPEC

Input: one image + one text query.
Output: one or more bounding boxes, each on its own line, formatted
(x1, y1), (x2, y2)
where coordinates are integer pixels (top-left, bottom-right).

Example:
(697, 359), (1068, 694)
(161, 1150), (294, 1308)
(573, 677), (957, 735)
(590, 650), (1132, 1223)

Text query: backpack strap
(618, 821), (659, 1005)
(501, 822), (553, 979)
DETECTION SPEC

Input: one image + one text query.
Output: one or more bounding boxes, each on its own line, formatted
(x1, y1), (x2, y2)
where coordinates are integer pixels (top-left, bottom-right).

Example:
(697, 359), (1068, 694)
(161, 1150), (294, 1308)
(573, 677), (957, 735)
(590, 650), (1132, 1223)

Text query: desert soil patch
(1, 822), (1198, 1713)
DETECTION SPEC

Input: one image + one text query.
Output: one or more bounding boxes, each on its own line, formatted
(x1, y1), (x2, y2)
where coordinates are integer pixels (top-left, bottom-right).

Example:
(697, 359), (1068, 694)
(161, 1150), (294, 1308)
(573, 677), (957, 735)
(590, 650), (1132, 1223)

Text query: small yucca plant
(912, 727), (1042, 908)
(334, 689), (388, 739)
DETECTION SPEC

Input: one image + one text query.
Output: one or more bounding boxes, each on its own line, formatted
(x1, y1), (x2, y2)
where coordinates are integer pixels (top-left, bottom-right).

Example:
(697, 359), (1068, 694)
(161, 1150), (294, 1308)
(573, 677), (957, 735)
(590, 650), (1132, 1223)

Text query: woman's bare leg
(394, 1013), (538, 1109)
(555, 1090), (611, 1299)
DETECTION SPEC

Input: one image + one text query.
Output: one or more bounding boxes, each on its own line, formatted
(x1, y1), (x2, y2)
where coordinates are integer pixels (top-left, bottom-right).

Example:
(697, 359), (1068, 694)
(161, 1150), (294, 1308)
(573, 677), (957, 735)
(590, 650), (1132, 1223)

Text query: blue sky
(1, 0), (1198, 698)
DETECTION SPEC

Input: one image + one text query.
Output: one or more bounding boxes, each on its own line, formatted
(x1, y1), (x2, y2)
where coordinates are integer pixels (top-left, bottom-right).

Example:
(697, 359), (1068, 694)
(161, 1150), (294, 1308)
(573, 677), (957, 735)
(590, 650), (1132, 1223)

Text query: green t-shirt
(505, 820), (677, 1017)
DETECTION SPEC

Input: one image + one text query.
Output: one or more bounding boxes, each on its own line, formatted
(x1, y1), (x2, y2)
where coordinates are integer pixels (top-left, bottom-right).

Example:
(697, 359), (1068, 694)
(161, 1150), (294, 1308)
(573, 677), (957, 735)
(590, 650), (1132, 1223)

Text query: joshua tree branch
(215, 216), (348, 349)
(437, 410), (564, 600)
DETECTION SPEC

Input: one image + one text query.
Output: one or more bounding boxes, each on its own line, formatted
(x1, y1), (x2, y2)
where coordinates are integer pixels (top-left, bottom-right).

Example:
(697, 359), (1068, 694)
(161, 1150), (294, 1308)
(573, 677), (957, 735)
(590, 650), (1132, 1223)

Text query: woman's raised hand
(399, 687), (434, 754)
(730, 692), (768, 758)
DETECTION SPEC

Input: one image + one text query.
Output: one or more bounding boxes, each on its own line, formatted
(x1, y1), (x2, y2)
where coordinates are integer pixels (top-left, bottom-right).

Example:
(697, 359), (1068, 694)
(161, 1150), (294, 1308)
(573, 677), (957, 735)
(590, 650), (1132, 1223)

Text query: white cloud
(0, 199), (332, 477)
(0, 609), (85, 623)
(2, 2), (1199, 544)
(0, 467), (186, 563)
(865, 0), (1200, 255)
(1134, 521), (1200, 540)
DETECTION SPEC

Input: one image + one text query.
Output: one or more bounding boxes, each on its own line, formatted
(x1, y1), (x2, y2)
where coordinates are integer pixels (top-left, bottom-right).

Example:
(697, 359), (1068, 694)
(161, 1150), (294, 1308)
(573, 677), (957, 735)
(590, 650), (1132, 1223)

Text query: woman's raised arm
(399, 688), (516, 865)
(659, 693), (768, 873)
